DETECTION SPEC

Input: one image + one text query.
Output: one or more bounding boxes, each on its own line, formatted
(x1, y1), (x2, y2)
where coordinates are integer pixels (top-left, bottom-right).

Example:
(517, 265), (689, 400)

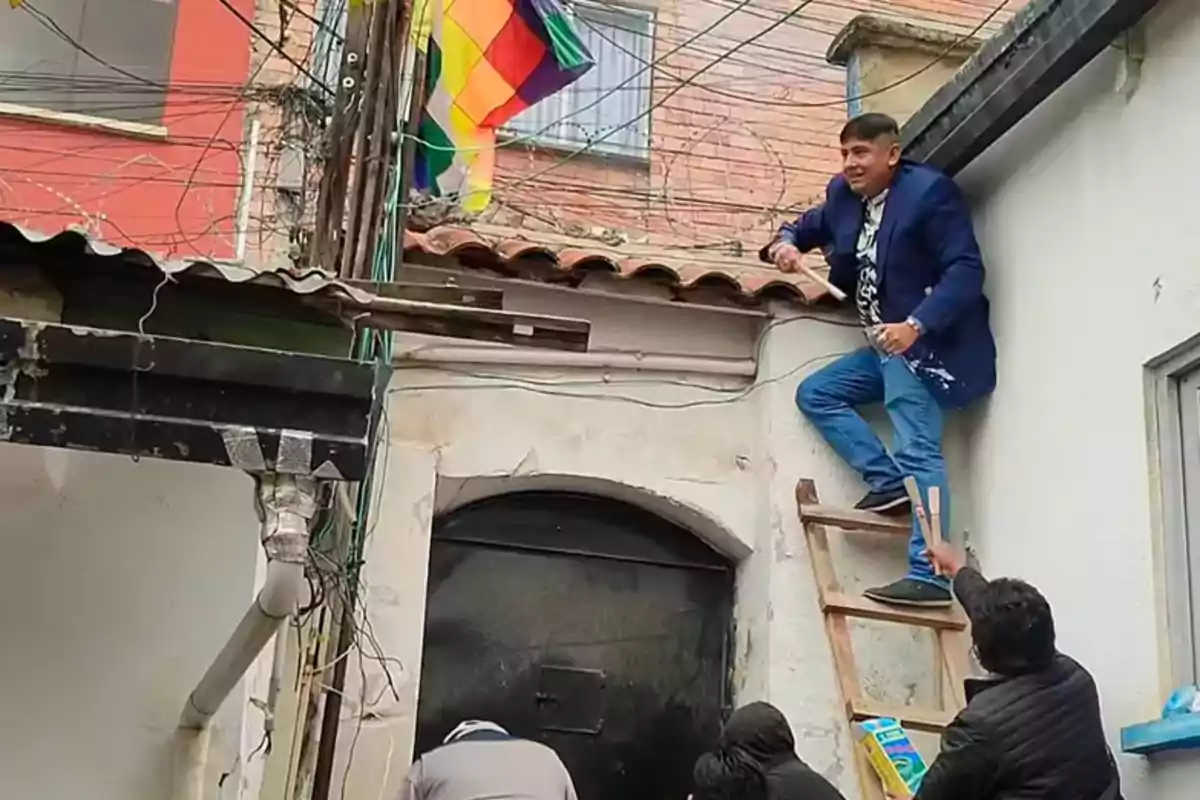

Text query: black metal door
(415, 491), (734, 800)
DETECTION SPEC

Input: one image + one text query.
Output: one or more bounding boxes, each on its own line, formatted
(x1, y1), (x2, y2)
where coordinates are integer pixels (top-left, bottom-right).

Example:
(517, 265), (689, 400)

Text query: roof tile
(403, 224), (832, 305)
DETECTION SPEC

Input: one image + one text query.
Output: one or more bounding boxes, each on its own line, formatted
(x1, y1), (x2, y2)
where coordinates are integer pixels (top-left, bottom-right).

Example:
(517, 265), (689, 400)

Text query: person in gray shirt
(399, 720), (579, 800)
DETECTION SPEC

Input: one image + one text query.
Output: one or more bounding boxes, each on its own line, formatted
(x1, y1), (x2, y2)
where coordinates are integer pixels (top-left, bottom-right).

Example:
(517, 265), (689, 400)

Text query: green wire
(344, 97), (404, 575)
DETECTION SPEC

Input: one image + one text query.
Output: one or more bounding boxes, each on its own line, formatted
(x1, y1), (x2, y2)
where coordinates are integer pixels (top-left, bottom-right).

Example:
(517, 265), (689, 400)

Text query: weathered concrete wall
(852, 45), (972, 124)
(0, 447), (261, 800)
(333, 277), (976, 799)
(954, 0), (1200, 795)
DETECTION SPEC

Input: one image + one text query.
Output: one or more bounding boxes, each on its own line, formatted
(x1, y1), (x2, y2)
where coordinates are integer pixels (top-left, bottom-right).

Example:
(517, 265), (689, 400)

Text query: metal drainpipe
(171, 473), (318, 800)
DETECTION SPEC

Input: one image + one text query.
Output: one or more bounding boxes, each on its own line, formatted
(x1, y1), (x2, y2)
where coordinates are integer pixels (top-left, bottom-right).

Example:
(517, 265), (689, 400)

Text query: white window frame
(501, 0), (654, 159)
(1147, 332), (1200, 686)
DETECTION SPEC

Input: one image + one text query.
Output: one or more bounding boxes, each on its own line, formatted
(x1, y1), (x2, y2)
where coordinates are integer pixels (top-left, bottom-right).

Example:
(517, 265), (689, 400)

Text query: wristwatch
(904, 316), (925, 336)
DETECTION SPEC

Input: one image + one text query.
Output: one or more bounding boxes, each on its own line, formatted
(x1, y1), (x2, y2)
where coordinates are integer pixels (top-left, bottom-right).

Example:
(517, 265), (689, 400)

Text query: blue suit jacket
(763, 161), (996, 409)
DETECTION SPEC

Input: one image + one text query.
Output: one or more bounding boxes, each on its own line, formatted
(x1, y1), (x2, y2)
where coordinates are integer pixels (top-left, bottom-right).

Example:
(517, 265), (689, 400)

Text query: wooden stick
(929, 486), (944, 577)
(767, 240), (847, 301)
(902, 477), (931, 538)
(902, 477), (941, 576)
(796, 261), (847, 301)
(928, 486), (943, 546)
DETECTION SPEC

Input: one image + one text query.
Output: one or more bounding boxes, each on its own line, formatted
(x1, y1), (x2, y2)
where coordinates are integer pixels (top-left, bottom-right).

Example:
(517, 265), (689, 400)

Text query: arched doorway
(415, 490), (735, 800)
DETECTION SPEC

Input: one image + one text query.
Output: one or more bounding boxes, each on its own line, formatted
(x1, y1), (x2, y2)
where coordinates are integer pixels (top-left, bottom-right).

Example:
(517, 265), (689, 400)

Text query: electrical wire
(403, 0), (1012, 219)
(215, 0), (335, 94)
(402, 0), (1015, 157)
(18, 2), (161, 91)
(393, 0), (1013, 225)
(702, 0), (1008, 38)
(0, 0), (1013, 171)
(391, 0), (1016, 249)
(0, 0), (1021, 263)
(403, 0), (768, 157)
(279, 0), (346, 42)
(0, 81), (851, 169)
(572, 0), (1015, 109)
(390, 311), (863, 411)
(0, 2), (324, 258)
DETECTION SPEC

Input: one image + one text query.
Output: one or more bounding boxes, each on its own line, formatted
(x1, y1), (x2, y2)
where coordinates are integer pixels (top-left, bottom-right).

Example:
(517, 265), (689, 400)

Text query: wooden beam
(849, 699), (955, 734)
(799, 503), (910, 535)
(0, 318), (379, 479)
(822, 591), (968, 631)
(323, 295), (591, 351)
(343, 280), (504, 309)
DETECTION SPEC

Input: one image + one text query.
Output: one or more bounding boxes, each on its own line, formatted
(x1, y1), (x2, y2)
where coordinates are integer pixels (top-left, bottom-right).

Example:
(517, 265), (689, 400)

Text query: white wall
(0, 444), (262, 799)
(335, 278), (976, 800)
(955, 0), (1200, 794)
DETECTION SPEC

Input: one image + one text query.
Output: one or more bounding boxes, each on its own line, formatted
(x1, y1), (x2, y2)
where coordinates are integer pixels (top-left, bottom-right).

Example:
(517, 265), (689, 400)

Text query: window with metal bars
(502, 0), (653, 159)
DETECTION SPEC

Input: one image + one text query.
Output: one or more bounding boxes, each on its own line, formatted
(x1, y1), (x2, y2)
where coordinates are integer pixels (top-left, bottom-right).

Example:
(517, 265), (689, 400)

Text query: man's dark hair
(839, 113), (900, 144)
(971, 577), (1057, 675)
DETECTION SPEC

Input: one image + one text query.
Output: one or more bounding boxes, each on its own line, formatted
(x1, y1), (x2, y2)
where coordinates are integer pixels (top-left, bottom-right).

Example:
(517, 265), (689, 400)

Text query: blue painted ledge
(1121, 715), (1200, 755)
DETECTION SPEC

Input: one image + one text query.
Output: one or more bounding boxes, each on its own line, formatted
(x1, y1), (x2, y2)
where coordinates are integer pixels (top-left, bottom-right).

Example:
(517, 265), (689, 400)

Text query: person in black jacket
(692, 749), (767, 800)
(910, 541), (1124, 800)
(697, 702), (846, 800)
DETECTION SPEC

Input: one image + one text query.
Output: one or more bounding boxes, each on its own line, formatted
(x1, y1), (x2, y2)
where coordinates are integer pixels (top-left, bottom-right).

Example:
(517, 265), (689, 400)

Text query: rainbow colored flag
(411, 0), (594, 213)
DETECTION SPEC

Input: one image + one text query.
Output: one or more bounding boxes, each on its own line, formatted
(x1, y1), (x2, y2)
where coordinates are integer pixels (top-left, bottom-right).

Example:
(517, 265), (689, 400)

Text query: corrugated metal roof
(0, 221), (595, 350)
(0, 221), (377, 306)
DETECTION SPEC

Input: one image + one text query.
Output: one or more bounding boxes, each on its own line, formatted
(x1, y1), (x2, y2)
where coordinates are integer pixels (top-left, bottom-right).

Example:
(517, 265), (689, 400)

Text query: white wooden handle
(797, 262), (847, 301)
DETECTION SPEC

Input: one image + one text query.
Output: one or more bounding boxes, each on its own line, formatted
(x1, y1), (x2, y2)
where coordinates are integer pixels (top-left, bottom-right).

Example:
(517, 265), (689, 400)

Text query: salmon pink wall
(0, 0), (255, 260)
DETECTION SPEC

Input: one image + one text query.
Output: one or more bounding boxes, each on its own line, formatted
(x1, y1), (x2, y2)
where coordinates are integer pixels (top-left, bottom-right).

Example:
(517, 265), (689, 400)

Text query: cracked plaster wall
(333, 281), (975, 799)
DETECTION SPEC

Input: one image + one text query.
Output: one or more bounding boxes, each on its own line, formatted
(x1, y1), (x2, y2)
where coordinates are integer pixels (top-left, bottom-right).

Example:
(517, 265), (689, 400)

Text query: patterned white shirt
(855, 188), (888, 341)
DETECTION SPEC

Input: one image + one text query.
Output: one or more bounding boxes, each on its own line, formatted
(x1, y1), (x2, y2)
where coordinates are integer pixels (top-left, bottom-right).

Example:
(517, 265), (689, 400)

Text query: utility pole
(308, 1), (412, 797)
(341, 0), (405, 280)
(310, 0), (370, 276)
(311, 0), (408, 281)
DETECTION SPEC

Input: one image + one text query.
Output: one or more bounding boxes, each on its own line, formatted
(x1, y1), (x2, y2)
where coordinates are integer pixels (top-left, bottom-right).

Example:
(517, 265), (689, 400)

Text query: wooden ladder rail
(796, 479), (972, 800)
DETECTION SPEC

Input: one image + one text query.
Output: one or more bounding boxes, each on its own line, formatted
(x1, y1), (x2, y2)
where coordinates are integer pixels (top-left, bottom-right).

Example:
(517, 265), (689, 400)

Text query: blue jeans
(796, 347), (948, 586)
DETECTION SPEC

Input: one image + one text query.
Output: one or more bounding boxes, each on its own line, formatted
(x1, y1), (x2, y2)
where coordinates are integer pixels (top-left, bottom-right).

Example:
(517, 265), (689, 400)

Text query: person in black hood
(698, 701), (846, 800)
(910, 540), (1123, 800)
(692, 749), (767, 800)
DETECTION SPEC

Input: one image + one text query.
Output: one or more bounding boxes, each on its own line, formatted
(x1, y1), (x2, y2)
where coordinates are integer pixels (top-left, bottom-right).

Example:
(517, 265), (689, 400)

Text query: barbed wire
(0, 0), (1022, 258)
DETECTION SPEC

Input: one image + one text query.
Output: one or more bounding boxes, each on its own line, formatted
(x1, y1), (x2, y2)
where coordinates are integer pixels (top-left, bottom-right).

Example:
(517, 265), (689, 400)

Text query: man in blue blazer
(762, 113), (996, 607)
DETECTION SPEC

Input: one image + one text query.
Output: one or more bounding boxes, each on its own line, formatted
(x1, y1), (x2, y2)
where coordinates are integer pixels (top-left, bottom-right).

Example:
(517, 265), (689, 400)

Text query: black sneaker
(863, 579), (952, 608)
(854, 487), (910, 515)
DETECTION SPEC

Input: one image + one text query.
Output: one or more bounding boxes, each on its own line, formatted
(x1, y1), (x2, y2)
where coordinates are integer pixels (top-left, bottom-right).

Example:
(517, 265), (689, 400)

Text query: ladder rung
(850, 700), (955, 733)
(800, 504), (910, 535)
(823, 591), (967, 630)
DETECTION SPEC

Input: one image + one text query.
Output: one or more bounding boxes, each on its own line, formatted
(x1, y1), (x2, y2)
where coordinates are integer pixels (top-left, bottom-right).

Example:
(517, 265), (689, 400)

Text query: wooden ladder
(796, 478), (972, 800)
